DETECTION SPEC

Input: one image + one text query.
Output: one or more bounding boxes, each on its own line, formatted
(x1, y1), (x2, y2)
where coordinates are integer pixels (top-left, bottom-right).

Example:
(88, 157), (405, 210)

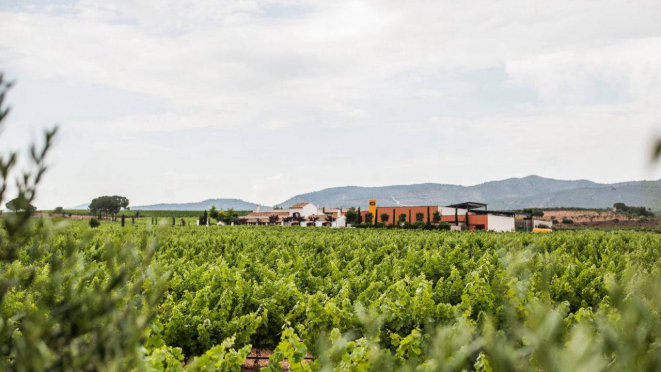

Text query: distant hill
(132, 198), (265, 211)
(276, 175), (661, 210)
(72, 203), (89, 209)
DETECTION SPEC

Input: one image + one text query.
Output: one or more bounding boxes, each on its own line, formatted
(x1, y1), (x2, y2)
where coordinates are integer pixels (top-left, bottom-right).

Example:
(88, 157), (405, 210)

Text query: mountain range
(131, 198), (266, 211)
(277, 175), (661, 211)
(73, 176), (661, 211)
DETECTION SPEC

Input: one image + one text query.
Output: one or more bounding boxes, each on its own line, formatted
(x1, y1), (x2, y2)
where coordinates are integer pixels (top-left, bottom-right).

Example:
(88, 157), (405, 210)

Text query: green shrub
(89, 217), (100, 228)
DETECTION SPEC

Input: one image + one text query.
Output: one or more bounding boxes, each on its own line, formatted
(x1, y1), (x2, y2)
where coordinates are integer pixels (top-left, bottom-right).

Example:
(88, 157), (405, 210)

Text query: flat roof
(469, 210), (516, 217)
(446, 202), (488, 210)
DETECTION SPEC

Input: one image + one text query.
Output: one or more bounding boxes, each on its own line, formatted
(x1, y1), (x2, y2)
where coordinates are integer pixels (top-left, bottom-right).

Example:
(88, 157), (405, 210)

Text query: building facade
(242, 202), (347, 228)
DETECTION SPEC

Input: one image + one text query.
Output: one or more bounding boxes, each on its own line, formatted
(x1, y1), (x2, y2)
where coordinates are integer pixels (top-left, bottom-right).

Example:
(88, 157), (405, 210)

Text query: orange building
(359, 201), (513, 231)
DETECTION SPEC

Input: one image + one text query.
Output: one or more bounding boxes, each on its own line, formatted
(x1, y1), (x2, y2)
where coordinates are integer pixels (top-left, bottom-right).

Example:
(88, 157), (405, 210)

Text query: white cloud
(89, 112), (240, 133)
(505, 38), (661, 104)
(1, 0), (661, 208)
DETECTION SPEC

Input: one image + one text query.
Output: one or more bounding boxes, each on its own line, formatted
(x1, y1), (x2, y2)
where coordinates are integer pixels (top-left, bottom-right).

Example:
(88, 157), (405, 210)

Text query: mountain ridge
(83, 176), (661, 211)
(131, 198), (268, 211)
(276, 175), (661, 210)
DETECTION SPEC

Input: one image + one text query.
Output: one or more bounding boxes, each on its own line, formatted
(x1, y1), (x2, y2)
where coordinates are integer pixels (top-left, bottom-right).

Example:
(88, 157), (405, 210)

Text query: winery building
(361, 201), (517, 232)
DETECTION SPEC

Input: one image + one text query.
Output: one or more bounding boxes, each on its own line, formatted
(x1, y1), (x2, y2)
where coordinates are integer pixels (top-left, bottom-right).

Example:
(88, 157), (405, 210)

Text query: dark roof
(446, 202), (488, 210)
(244, 211), (290, 218)
(469, 209), (516, 217)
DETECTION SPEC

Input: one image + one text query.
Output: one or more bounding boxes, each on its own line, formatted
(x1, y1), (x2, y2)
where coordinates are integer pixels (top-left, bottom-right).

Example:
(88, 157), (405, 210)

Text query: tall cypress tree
(392, 208), (395, 226)
(427, 207), (431, 225)
(121, 214), (125, 227)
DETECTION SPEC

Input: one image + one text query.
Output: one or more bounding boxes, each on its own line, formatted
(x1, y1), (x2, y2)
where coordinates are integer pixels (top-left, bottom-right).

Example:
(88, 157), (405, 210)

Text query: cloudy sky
(1, 0), (660, 209)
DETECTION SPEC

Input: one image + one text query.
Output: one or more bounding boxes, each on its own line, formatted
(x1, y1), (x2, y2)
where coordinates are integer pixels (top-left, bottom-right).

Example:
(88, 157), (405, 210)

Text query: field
(40, 209), (252, 218)
(3, 218), (661, 371)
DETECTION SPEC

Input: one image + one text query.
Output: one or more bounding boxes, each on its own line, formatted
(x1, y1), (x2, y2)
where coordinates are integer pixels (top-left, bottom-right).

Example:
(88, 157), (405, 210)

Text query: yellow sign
(368, 199), (377, 223)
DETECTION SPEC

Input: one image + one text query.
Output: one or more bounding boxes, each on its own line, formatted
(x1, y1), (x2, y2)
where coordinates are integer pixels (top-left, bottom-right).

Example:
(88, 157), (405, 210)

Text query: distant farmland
(41, 209), (251, 218)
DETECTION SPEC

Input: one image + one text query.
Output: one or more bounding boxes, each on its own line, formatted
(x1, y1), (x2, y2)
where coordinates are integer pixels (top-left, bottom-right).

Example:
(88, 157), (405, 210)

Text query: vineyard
(2, 219), (661, 371)
(41, 209), (252, 218)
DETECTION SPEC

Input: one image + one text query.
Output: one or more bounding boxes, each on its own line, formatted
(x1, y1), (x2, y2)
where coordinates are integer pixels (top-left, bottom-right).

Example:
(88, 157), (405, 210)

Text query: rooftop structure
(446, 202), (488, 210)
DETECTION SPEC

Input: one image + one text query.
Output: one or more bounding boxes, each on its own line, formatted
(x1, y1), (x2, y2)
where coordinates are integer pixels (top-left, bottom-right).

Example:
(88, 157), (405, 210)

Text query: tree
(0, 74), (168, 369)
(415, 212), (424, 222)
(345, 208), (358, 224)
(121, 214), (125, 227)
(365, 212), (374, 224)
(398, 213), (407, 223)
(209, 205), (219, 222)
(357, 207), (363, 223)
(325, 214), (336, 226)
(220, 208), (239, 225)
(268, 215), (280, 225)
(54, 206), (64, 215)
(522, 208), (544, 217)
(380, 213), (390, 223)
(89, 195), (129, 217)
(5, 197), (36, 213)
(432, 211), (441, 223)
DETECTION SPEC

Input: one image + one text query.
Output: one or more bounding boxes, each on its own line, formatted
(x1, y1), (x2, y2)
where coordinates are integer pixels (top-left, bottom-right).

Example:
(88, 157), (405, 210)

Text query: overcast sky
(1, 0), (661, 209)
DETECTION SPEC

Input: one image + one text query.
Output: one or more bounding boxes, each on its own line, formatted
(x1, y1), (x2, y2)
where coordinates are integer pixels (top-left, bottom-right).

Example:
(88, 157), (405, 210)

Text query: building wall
(290, 204), (318, 218)
(487, 215), (515, 232)
(363, 206), (440, 224)
(533, 219), (553, 228)
(439, 207), (468, 216)
(440, 214), (489, 230)
(466, 214), (488, 230)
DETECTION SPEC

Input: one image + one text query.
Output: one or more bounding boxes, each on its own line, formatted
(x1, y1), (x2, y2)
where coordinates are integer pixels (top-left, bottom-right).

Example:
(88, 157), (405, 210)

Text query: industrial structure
(361, 200), (520, 231)
(242, 200), (550, 232)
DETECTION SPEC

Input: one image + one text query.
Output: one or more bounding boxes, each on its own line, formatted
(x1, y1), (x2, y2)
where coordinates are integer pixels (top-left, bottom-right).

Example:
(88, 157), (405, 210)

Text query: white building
(242, 202), (347, 228)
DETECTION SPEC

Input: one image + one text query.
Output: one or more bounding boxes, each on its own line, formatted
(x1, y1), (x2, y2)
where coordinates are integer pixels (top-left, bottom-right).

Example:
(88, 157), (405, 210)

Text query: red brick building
(359, 202), (509, 231)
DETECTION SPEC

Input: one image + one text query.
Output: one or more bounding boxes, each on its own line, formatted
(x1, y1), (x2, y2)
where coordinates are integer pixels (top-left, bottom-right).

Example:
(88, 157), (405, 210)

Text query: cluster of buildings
(241, 200), (551, 232)
(241, 202), (347, 227)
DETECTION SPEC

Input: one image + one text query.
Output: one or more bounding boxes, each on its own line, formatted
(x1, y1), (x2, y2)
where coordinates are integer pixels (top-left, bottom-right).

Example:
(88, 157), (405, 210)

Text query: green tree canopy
(5, 197), (36, 212)
(344, 208), (358, 224)
(89, 195), (129, 215)
(209, 205), (219, 222)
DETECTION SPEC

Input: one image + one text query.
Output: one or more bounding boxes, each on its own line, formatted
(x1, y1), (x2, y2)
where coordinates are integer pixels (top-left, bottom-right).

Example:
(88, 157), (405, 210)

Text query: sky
(1, 0), (661, 209)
